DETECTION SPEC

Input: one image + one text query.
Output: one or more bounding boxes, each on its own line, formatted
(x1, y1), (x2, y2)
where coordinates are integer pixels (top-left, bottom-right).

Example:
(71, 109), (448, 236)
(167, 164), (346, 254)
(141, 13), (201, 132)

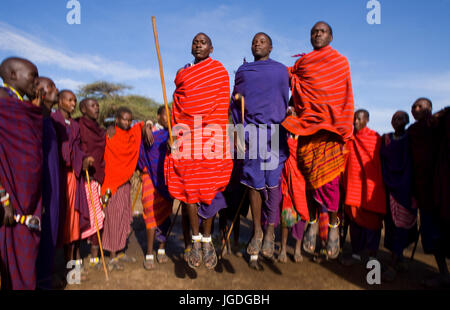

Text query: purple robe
(230, 58), (289, 226)
(36, 116), (60, 289)
(51, 110), (90, 243)
(0, 88), (43, 290)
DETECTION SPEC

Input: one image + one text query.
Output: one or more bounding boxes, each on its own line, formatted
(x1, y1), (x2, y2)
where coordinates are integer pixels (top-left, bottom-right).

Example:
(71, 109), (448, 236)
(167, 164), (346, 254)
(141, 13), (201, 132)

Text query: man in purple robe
(35, 77), (62, 290)
(0, 57), (42, 290)
(230, 33), (289, 263)
(51, 90), (92, 273)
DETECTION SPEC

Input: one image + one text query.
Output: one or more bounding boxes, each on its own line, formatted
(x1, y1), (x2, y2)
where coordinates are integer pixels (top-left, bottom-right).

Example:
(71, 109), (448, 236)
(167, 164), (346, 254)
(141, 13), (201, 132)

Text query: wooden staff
(131, 181), (142, 215)
(164, 200), (182, 240)
(85, 170), (109, 281)
(151, 16), (173, 147)
(219, 93), (247, 258)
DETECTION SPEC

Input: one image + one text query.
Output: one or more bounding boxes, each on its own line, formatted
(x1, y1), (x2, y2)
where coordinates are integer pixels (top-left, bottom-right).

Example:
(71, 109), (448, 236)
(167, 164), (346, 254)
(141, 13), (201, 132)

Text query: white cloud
(53, 78), (85, 91)
(0, 22), (157, 81)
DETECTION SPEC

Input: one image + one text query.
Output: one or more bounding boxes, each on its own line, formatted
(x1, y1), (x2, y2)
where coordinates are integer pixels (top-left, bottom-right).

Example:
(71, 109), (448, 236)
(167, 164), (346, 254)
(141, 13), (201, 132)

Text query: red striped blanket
(344, 127), (386, 215)
(282, 45), (354, 142)
(164, 57), (233, 205)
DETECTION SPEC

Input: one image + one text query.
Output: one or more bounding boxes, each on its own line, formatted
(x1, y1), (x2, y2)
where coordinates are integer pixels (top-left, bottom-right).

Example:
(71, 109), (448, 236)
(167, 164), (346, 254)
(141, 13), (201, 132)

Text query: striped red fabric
(344, 127), (386, 216)
(281, 137), (309, 222)
(281, 45), (354, 142)
(164, 57), (233, 205)
(81, 179), (104, 240)
(390, 194), (417, 229)
(141, 169), (172, 230)
(102, 183), (131, 252)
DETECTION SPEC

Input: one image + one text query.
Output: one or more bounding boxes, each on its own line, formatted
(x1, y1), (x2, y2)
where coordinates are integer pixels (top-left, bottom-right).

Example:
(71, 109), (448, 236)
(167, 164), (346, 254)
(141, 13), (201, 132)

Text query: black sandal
(302, 219), (319, 255)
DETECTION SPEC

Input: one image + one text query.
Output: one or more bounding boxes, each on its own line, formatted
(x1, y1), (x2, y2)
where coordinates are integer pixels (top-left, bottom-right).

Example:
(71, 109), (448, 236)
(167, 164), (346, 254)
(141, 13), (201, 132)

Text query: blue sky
(1, 0), (449, 133)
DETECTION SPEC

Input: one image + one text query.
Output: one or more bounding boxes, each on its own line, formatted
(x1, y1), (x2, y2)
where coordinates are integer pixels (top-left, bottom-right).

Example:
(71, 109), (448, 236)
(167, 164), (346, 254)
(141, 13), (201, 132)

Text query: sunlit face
(14, 61), (39, 99)
(116, 112), (132, 130)
(82, 99), (100, 120)
(251, 33), (272, 61)
(191, 34), (213, 63)
(59, 91), (77, 114)
(310, 22), (333, 50)
(37, 78), (59, 109)
(354, 111), (368, 132)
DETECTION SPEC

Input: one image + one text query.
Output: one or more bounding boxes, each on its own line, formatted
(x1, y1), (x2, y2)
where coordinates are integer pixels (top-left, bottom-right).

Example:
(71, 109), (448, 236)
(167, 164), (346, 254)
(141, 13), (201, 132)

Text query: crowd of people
(0, 21), (449, 290)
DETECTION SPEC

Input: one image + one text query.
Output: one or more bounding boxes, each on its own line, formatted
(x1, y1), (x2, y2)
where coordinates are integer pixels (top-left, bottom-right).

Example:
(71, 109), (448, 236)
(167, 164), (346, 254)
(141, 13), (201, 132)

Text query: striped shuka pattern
(390, 194), (417, 229)
(282, 45), (354, 143)
(101, 182), (132, 252)
(141, 168), (172, 230)
(297, 131), (346, 190)
(81, 179), (104, 239)
(344, 127), (386, 216)
(164, 57), (233, 205)
(281, 136), (309, 224)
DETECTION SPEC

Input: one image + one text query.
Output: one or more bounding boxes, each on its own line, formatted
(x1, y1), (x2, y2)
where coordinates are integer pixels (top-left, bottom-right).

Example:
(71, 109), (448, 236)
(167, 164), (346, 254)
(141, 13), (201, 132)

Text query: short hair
(157, 105), (166, 116)
(355, 109), (369, 120)
(79, 97), (96, 111)
(59, 89), (75, 99)
(115, 106), (132, 119)
(312, 21), (333, 36)
(253, 32), (273, 46)
(193, 32), (212, 47)
(414, 97), (432, 109)
(393, 110), (410, 125)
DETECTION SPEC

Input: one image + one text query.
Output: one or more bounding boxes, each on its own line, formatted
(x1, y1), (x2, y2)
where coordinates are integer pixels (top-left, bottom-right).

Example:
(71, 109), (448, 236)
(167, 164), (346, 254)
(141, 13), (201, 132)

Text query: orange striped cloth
(344, 127), (386, 218)
(141, 168), (172, 230)
(102, 123), (143, 196)
(297, 131), (346, 190)
(282, 45), (354, 143)
(164, 57), (233, 205)
(281, 136), (309, 225)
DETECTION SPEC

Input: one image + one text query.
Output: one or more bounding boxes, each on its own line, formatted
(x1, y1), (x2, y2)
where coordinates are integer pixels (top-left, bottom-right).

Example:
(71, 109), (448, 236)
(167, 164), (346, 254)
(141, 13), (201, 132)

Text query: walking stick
(164, 200), (182, 240)
(85, 170), (109, 281)
(410, 225), (420, 261)
(220, 188), (249, 259)
(131, 181), (142, 215)
(219, 93), (247, 259)
(152, 16), (173, 147)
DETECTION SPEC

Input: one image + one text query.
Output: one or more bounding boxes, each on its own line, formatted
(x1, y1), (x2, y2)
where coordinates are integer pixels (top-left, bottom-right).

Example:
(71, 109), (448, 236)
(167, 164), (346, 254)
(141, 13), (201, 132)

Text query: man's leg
(247, 189), (263, 256)
(186, 203), (202, 268)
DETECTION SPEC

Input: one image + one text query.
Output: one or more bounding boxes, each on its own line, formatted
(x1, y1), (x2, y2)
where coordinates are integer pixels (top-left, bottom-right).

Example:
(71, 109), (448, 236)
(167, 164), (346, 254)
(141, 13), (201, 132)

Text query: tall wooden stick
(152, 16), (173, 146)
(85, 171), (109, 281)
(131, 181), (142, 215)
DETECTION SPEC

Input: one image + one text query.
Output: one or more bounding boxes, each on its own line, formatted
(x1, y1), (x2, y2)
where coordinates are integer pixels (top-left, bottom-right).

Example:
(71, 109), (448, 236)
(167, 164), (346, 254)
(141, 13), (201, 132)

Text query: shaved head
(0, 57), (39, 98)
(193, 32), (212, 47)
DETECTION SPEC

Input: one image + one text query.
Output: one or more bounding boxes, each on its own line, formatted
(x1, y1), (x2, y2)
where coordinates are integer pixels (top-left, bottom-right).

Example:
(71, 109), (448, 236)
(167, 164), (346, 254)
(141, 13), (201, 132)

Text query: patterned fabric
(344, 127), (386, 216)
(164, 57), (233, 205)
(0, 92), (43, 290)
(102, 183), (132, 252)
(81, 179), (104, 239)
(281, 137), (309, 223)
(318, 211), (330, 242)
(297, 130), (346, 190)
(282, 45), (354, 143)
(141, 168), (172, 230)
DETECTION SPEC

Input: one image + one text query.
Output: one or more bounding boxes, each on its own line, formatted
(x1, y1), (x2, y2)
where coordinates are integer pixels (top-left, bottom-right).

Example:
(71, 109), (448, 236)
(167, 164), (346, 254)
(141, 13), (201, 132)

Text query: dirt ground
(61, 192), (450, 291)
